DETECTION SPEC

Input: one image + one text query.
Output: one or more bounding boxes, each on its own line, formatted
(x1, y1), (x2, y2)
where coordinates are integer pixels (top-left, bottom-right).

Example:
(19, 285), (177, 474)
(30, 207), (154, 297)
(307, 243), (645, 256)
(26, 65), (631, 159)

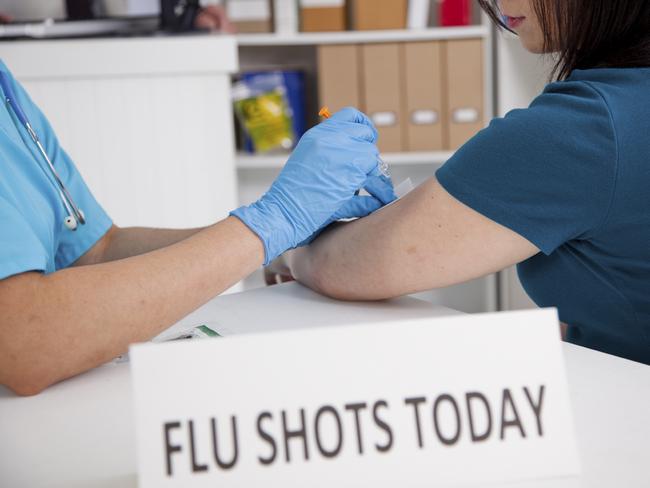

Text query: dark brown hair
(478, 0), (650, 80)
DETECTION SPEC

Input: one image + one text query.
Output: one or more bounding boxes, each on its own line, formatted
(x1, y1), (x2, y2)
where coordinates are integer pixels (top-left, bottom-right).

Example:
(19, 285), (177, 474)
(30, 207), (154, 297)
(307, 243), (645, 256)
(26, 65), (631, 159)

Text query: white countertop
(0, 34), (238, 79)
(1, 283), (649, 487)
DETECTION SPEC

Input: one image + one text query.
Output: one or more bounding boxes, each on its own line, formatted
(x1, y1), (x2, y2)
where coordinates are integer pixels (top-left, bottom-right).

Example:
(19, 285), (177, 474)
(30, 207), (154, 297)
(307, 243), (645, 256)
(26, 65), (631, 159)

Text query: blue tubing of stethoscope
(0, 71), (85, 230)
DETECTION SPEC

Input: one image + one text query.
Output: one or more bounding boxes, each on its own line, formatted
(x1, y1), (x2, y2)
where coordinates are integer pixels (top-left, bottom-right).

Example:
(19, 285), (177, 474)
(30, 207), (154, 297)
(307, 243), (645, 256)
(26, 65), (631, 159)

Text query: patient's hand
(264, 255), (295, 286)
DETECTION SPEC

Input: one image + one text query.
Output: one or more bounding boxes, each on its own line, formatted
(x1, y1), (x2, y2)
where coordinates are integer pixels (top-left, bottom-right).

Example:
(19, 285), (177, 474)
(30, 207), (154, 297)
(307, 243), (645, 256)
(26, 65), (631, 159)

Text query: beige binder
(444, 39), (484, 149)
(402, 41), (445, 151)
(361, 43), (404, 152)
(317, 44), (362, 112)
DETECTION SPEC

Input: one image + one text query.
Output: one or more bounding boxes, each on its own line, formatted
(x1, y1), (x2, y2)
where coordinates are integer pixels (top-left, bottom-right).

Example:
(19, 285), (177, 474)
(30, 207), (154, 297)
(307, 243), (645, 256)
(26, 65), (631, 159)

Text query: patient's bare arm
(287, 177), (539, 301)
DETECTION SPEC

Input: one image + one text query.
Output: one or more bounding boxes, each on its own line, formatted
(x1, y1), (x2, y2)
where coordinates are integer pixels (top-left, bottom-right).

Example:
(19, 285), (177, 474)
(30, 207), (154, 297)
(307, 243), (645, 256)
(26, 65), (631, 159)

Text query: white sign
(130, 309), (580, 487)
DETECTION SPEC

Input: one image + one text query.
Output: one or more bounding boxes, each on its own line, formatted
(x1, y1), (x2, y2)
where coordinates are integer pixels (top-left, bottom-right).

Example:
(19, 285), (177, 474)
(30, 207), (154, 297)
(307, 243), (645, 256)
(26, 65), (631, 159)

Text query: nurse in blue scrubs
(286, 0), (650, 365)
(0, 61), (395, 395)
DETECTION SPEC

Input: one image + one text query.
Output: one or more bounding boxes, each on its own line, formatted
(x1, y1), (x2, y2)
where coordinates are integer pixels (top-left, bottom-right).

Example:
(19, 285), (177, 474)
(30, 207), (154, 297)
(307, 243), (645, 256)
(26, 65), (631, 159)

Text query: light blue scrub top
(0, 60), (112, 280)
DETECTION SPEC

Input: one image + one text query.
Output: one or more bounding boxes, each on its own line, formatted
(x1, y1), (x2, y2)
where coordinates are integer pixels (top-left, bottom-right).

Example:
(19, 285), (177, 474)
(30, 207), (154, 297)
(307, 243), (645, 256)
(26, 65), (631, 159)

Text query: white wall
(495, 32), (554, 310)
(0, 1), (66, 21)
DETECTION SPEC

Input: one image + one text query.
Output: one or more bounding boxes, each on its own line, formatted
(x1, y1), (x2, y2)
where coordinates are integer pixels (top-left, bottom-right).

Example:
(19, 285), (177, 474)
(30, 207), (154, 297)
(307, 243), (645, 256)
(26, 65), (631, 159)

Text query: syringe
(318, 106), (391, 178)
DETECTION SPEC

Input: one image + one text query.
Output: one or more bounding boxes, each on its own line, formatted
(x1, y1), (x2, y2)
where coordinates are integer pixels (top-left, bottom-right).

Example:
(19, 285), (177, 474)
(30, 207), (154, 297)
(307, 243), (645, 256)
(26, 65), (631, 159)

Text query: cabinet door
(23, 74), (238, 229)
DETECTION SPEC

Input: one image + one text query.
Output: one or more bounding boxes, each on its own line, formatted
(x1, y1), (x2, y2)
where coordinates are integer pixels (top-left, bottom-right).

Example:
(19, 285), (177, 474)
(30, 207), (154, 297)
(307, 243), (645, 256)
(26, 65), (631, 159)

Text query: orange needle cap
(318, 106), (332, 119)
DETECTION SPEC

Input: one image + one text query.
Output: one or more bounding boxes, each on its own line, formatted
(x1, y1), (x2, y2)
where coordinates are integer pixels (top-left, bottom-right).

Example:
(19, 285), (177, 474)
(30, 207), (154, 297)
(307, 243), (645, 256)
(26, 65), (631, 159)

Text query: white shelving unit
(236, 25), (489, 46)
(237, 150), (455, 169)
(234, 19), (499, 314)
(234, 22), (494, 171)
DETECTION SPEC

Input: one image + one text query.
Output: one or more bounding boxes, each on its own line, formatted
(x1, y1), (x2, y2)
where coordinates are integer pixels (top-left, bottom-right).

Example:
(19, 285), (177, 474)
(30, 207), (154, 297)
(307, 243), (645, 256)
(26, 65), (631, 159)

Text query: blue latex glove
(231, 107), (396, 265)
(295, 172), (395, 247)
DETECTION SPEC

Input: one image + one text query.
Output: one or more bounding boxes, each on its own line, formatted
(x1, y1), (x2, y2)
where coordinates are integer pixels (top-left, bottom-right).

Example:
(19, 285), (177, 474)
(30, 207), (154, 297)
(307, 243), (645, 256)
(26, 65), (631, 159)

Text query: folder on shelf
(300, 0), (347, 32)
(439, 0), (472, 27)
(274, 0), (299, 34)
(317, 44), (363, 112)
(226, 0), (273, 33)
(240, 70), (307, 153)
(402, 41), (445, 151)
(444, 39), (484, 149)
(361, 43), (404, 152)
(407, 0), (431, 29)
(349, 0), (408, 31)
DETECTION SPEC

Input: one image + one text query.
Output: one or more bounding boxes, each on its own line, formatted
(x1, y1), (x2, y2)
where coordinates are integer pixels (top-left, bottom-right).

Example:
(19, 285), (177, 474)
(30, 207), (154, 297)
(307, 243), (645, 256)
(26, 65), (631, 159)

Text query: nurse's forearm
(0, 216), (263, 396)
(75, 226), (205, 265)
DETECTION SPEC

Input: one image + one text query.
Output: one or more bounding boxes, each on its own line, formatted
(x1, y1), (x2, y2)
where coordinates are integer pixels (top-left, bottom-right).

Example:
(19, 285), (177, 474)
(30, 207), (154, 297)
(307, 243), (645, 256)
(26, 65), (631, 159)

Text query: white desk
(1, 283), (649, 487)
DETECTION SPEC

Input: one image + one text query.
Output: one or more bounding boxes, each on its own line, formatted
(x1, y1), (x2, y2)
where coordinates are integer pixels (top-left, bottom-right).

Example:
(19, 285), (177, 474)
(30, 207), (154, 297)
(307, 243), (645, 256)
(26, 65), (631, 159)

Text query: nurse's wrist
(229, 200), (297, 266)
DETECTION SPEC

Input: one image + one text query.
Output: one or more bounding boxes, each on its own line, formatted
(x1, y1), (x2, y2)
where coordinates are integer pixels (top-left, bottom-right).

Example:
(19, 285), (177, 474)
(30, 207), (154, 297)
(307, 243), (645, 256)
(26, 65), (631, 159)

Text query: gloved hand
(231, 107), (396, 265)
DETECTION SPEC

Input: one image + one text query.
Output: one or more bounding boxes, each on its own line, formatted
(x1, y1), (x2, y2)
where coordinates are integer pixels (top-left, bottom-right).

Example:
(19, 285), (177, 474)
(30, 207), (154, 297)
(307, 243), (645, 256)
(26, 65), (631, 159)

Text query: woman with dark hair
(287, 0), (650, 364)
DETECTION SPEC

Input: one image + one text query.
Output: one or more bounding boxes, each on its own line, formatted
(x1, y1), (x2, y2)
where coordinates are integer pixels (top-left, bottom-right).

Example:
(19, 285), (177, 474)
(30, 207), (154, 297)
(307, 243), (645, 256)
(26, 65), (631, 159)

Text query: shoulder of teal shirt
(0, 58), (113, 277)
(435, 72), (619, 256)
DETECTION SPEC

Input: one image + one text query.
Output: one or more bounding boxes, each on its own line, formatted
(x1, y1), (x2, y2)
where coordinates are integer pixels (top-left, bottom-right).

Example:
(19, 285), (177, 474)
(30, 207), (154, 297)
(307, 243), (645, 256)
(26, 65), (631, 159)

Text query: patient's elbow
(300, 253), (350, 300)
(309, 256), (393, 302)
(311, 271), (351, 301)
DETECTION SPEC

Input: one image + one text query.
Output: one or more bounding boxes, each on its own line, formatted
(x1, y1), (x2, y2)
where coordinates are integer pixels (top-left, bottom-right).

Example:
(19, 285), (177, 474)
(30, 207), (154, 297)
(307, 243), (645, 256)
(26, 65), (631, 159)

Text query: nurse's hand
(231, 107), (396, 265)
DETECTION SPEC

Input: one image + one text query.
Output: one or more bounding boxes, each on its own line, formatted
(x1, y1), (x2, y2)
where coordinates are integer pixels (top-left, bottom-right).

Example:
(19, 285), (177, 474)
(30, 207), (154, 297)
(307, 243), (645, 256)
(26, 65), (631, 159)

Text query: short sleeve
(53, 146), (113, 269)
(436, 80), (618, 255)
(0, 197), (49, 279)
(0, 59), (113, 270)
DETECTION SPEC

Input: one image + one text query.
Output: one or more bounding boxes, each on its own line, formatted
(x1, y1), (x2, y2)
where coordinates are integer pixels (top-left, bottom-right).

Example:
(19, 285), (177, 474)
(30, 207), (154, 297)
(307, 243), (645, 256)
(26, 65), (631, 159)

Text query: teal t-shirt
(0, 60), (112, 279)
(437, 68), (650, 364)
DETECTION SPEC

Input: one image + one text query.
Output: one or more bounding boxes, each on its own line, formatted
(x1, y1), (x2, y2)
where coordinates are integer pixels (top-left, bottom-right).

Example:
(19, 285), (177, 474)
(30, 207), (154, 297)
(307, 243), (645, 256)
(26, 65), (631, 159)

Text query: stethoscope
(0, 71), (85, 231)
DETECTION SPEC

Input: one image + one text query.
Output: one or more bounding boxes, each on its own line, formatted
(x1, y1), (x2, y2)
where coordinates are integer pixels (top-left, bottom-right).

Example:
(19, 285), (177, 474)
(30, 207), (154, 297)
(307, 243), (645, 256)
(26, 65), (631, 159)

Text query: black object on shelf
(66, 0), (101, 20)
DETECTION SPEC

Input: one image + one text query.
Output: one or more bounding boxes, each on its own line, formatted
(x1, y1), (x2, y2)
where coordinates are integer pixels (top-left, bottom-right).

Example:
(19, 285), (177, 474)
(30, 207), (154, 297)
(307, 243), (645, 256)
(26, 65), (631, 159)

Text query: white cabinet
(0, 36), (239, 228)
